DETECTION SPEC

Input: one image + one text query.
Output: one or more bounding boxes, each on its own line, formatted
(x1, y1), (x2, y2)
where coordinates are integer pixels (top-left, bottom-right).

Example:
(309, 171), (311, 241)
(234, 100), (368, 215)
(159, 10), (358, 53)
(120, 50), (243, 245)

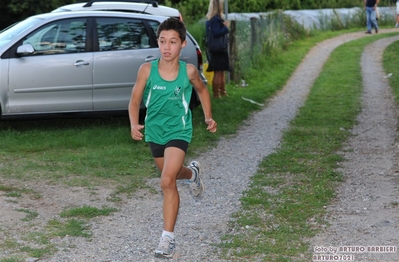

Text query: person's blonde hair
(206, 0), (224, 20)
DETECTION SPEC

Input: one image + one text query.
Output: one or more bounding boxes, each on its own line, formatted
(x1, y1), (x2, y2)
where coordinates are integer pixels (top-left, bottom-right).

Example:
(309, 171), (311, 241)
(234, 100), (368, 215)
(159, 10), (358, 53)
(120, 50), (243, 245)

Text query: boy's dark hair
(157, 17), (186, 42)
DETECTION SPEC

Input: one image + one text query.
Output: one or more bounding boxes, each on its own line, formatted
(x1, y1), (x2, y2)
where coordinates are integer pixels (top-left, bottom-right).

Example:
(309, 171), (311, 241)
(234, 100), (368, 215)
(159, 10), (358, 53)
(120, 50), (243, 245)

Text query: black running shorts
(148, 140), (188, 158)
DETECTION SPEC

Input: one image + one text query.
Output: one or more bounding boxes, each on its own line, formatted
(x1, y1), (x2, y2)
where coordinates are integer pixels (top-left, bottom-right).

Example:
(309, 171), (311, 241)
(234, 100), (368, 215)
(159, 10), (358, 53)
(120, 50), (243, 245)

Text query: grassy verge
(383, 39), (399, 101)
(216, 33), (399, 261)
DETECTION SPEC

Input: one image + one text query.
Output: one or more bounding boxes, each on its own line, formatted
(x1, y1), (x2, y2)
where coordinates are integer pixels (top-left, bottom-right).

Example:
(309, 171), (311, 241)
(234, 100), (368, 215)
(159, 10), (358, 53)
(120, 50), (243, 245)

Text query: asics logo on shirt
(153, 85), (166, 90)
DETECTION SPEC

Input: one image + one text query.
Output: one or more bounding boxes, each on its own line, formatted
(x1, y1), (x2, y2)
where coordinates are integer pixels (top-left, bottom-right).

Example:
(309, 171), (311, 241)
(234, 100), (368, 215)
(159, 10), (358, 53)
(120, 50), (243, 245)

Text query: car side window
(22, 18), (87, 55)
(148, 20), (160, 38)
(96, 18), (150, 51)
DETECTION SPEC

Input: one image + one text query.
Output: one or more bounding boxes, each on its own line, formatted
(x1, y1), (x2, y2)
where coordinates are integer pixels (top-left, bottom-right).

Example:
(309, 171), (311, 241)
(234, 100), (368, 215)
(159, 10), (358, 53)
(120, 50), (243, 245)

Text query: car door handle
(145, 56), (157, 62)
(74, 60), (90, 66)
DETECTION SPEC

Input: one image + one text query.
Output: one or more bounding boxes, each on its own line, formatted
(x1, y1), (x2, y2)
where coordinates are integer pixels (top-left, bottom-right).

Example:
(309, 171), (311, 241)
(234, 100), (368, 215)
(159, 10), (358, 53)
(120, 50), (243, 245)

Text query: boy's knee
(160, 175), (176, 190)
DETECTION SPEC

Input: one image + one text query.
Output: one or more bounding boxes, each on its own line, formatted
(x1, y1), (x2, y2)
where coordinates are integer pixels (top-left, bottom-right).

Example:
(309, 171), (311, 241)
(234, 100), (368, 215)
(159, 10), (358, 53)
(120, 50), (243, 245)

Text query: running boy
(128, 18), (217, 258)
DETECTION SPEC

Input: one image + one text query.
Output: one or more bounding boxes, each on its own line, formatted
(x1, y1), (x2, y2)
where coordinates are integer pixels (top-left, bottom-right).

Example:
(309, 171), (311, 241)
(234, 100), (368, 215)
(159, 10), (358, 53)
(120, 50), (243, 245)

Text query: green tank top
(143, 60), (193, 145)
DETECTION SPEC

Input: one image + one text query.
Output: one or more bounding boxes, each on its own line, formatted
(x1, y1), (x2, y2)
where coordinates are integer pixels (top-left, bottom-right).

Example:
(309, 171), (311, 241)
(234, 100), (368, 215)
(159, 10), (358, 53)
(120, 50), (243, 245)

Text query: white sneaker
(395, 23), (399, 28)
(154, 235), (175, 258)
(188, 161), (204, 197)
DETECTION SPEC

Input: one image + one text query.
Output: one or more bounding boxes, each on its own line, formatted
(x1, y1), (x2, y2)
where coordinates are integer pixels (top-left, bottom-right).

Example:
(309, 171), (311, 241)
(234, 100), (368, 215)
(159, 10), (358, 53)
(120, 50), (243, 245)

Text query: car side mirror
(16, 44), (35, 55)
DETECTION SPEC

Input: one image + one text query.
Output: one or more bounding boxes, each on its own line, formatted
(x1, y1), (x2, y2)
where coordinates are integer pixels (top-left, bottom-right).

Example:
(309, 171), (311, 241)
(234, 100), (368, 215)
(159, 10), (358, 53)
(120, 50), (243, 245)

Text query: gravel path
(2, 30), (399, 262)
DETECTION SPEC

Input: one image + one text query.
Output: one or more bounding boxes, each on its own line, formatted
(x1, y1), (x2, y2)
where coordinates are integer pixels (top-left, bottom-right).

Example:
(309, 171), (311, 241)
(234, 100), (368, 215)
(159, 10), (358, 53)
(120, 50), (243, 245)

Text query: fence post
(229, 20), (239, 83)
(250, 17), (257, 60)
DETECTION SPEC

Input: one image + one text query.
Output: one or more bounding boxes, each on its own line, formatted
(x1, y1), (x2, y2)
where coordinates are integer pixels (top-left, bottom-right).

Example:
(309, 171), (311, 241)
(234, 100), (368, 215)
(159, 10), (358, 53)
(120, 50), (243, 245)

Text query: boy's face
(157, 30), (187, 61)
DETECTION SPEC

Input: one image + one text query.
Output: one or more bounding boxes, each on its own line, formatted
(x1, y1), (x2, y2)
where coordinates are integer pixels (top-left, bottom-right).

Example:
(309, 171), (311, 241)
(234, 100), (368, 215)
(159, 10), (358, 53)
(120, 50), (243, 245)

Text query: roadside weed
(59, 206), (118, 219)
(383, 40), (399, 101)
(47, 219), (91, 238)
(15, 209), (39, 222)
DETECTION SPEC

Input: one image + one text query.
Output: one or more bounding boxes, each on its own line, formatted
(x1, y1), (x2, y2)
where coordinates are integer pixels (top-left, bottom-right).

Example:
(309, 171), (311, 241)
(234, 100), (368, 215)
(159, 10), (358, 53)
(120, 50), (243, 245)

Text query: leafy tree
(1, 0), (76, 29)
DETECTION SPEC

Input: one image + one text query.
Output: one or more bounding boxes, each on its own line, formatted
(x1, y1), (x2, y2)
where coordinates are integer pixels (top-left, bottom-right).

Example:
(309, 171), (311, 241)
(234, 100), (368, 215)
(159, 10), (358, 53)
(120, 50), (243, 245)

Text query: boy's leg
(153, 142), (202, 257)
(154, 146), (187, 232)
(153, 147), (187, 258)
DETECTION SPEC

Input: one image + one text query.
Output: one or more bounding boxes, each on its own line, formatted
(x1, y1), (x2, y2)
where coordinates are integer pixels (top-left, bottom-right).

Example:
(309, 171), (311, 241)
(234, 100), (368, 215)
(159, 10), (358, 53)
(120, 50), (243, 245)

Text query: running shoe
(154, 235), (175, 258)
(189, 161), (204, 197)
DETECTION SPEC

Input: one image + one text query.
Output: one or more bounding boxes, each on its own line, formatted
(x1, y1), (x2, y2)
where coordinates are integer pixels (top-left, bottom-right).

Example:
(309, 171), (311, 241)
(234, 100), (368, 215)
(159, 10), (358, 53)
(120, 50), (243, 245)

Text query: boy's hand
(205, 118), (217, 133)
(131, 124), (144, 140)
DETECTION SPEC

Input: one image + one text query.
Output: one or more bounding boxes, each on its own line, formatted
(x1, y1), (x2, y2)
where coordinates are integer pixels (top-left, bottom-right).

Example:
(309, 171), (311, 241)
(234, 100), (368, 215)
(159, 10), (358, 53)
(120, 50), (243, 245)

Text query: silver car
(52, 0), (183, 21)
(0, 11), (205, 119)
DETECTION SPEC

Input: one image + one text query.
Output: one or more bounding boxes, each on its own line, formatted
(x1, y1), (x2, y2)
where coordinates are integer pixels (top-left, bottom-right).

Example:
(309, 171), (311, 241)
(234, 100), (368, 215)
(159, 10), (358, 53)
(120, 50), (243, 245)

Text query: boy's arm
(187, 64), (217, 133)
(128, 63), (150, 140)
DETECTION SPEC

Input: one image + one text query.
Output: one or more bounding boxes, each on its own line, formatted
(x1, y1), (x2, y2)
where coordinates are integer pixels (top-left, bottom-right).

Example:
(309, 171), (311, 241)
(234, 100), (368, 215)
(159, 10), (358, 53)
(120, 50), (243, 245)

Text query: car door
(93, 17), (160, 110)
(7, 18), (93, 114)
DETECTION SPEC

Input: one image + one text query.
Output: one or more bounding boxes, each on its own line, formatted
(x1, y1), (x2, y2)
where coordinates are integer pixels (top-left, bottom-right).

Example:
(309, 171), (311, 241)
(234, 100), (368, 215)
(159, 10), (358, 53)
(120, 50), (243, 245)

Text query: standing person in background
(364, 0), (380, 34)
(128, 18), (217, 258)
(395, 0), (399, 27)
(206, 0), (230, 98)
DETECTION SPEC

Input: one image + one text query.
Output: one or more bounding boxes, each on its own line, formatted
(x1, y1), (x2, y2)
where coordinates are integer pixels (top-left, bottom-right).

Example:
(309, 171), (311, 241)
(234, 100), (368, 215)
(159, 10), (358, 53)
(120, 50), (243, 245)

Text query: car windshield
(0, 17), (41, 49)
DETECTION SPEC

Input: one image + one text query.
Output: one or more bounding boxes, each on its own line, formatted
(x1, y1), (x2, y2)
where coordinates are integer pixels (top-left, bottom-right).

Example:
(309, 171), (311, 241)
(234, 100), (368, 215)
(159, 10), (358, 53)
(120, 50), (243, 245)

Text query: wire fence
(228, 11), (305, 83)
(216, 7), (396, 84)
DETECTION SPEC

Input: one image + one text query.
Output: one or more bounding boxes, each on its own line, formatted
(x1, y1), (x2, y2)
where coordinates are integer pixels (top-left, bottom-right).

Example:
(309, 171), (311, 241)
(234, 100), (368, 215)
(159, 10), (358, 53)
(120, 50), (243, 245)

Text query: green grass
(383, 39), (399, 102)
(15, 209), (39, 221)
(47, 219), (91, 238)
(59, 205), (118, 219)
(216, 33), (399, 261)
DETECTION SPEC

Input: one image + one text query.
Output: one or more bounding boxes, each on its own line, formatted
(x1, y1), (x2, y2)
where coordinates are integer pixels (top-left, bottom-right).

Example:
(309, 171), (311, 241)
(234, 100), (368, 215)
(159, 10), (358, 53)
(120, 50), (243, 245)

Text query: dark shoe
(375, 28), (378, 33)
(365, 31), (372, 34)
(220, 87), (228, 97)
